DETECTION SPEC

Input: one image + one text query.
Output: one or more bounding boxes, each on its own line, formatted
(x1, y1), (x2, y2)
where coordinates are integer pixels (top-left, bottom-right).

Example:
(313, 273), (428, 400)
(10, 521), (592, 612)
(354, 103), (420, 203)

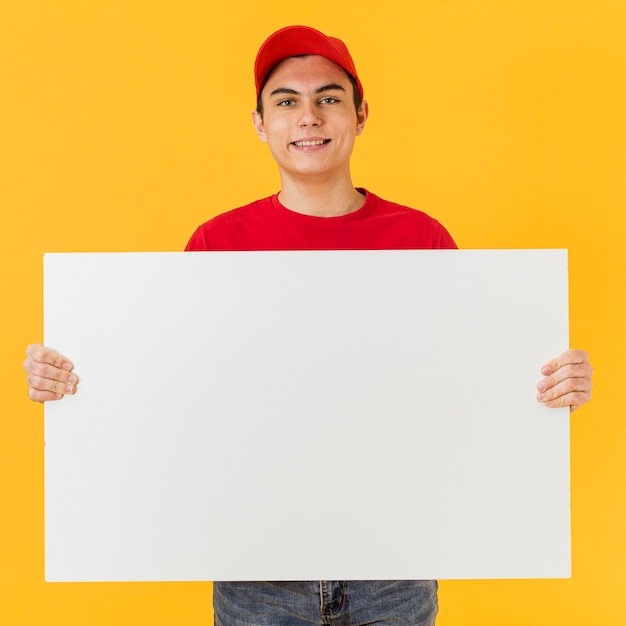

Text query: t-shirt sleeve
(184, 225), (209, 251)
(434, 222), (458, 249)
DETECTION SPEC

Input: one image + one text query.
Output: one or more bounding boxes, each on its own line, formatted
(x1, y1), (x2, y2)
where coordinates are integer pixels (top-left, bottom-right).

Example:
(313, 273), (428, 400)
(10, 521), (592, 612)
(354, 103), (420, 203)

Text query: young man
(24, 25), (593, 626)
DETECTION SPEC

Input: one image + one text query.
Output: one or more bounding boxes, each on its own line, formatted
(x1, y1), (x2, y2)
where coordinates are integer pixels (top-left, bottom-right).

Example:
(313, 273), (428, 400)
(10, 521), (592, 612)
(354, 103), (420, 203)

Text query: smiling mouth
(292, 139), (330, 147)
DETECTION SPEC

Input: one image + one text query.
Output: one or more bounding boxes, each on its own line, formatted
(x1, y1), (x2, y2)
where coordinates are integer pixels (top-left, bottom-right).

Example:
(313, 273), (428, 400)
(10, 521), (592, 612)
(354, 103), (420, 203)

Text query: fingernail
(542, 366), (552, 375)
(68, 375), (77, 384)
(63, 363), (72, 371)
(65, 385), (75, 394)
(537, 381), (547, 392)
(537, 393), (546, 401)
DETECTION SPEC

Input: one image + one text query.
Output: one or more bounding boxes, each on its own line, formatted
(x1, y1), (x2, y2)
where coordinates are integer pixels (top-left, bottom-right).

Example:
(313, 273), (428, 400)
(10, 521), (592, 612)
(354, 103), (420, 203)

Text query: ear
(251, 110), (268, 143)
(355, 100), (369, 136)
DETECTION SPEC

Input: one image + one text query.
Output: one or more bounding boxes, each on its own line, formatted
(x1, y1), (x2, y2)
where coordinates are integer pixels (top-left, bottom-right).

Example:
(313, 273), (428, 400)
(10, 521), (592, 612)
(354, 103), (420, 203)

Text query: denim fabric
(213, 580), (438, 626)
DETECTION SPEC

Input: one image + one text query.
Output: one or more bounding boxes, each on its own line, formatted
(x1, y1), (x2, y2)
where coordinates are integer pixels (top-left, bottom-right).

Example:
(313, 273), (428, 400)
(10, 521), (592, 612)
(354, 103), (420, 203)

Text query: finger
(540, 389), (592, 412)
(537, 376), (593, 408)
(24, 343), (74, 372)
(536, 362), (594, 393)
(27, 386), (64, 403)
(26, 372), (78, 398)
(541, 349), (589, 376)
(24, 359), (79, 386)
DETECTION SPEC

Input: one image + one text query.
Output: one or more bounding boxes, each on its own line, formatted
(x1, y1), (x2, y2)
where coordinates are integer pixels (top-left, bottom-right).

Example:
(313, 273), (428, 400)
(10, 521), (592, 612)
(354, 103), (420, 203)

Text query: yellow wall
(1, 1), (624, 624)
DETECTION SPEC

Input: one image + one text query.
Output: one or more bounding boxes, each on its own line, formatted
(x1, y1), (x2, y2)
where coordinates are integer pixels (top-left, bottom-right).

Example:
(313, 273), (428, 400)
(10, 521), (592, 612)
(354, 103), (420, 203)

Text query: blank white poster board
(44, 250), (570, 582)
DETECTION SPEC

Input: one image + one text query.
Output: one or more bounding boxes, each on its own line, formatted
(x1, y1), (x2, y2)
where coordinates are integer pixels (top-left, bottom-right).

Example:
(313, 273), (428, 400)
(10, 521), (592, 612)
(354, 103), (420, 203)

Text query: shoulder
(202, 196), (274, 229)
(363, 190), (457, 249)
(366, 191), (439, 222)
(185, 196), (275, 250)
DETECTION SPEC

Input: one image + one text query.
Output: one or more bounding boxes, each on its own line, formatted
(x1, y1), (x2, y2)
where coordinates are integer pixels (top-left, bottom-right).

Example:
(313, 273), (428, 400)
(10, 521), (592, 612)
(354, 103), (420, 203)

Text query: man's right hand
(23, 344), (79, 403)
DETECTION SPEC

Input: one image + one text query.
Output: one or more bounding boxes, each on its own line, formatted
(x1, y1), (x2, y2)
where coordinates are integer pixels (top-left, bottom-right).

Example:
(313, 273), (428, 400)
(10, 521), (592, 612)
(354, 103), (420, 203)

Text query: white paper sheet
(44, 250), (570, 582)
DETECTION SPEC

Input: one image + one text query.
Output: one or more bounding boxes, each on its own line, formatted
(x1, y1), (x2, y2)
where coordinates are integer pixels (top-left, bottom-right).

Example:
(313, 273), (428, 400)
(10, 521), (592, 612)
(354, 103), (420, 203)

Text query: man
(24, 25), (593, 626)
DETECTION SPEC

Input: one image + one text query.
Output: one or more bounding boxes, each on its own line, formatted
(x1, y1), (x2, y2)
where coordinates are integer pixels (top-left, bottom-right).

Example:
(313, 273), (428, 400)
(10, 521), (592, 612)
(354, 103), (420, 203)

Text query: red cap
(254, 25), (363, 99)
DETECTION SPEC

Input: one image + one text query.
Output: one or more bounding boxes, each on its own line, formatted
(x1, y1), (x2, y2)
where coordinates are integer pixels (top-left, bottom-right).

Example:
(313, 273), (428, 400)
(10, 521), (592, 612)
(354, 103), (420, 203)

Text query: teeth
(294, 139), (326, 147)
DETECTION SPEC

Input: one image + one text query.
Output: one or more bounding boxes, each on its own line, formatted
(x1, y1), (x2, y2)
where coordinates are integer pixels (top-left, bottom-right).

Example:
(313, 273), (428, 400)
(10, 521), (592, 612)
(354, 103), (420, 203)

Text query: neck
(277, 171), (365, 217)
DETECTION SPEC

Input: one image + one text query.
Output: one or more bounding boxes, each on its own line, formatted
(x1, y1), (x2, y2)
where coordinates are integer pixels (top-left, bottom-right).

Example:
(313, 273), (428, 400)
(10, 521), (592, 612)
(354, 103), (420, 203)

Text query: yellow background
(1, 0), (624, 624)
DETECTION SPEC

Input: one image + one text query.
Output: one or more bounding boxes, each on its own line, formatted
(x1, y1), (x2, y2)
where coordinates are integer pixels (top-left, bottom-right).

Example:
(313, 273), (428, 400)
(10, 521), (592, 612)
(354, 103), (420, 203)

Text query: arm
(23, 344), (79, 403)
(536, 349), (593, 412)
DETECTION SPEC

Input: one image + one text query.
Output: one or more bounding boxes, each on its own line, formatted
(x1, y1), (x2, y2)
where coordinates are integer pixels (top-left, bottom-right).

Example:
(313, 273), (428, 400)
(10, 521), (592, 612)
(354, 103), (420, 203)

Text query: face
(252, 55), (368, 181)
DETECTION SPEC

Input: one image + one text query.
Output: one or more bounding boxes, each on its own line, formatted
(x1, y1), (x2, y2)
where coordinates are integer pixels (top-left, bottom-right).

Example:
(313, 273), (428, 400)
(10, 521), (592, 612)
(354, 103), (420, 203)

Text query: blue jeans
(213, 580), (438, 626)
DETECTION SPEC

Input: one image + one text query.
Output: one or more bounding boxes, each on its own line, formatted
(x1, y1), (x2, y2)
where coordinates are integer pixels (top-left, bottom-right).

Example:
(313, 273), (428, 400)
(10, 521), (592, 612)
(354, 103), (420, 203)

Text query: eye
(277, 99), (296, 107)
(319, 97), (339, 104)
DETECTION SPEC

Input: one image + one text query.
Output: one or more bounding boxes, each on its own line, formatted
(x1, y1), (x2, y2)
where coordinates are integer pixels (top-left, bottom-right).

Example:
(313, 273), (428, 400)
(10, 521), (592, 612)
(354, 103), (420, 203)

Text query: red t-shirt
(185, 189), (457, 251)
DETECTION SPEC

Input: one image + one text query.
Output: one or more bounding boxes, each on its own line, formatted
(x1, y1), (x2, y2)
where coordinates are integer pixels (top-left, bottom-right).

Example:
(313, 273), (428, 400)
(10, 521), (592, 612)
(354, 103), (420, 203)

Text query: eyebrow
(268, 83), (347, 98)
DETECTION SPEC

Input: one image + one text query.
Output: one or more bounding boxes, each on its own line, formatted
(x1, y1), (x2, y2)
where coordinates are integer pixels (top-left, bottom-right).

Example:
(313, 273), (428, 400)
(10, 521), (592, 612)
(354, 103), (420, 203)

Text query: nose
(298, 100), (322, 127)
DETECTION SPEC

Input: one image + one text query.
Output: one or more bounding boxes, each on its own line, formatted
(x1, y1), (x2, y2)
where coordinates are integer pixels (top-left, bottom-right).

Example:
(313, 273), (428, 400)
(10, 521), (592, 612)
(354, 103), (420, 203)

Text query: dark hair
(255, 56), (363, 118)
